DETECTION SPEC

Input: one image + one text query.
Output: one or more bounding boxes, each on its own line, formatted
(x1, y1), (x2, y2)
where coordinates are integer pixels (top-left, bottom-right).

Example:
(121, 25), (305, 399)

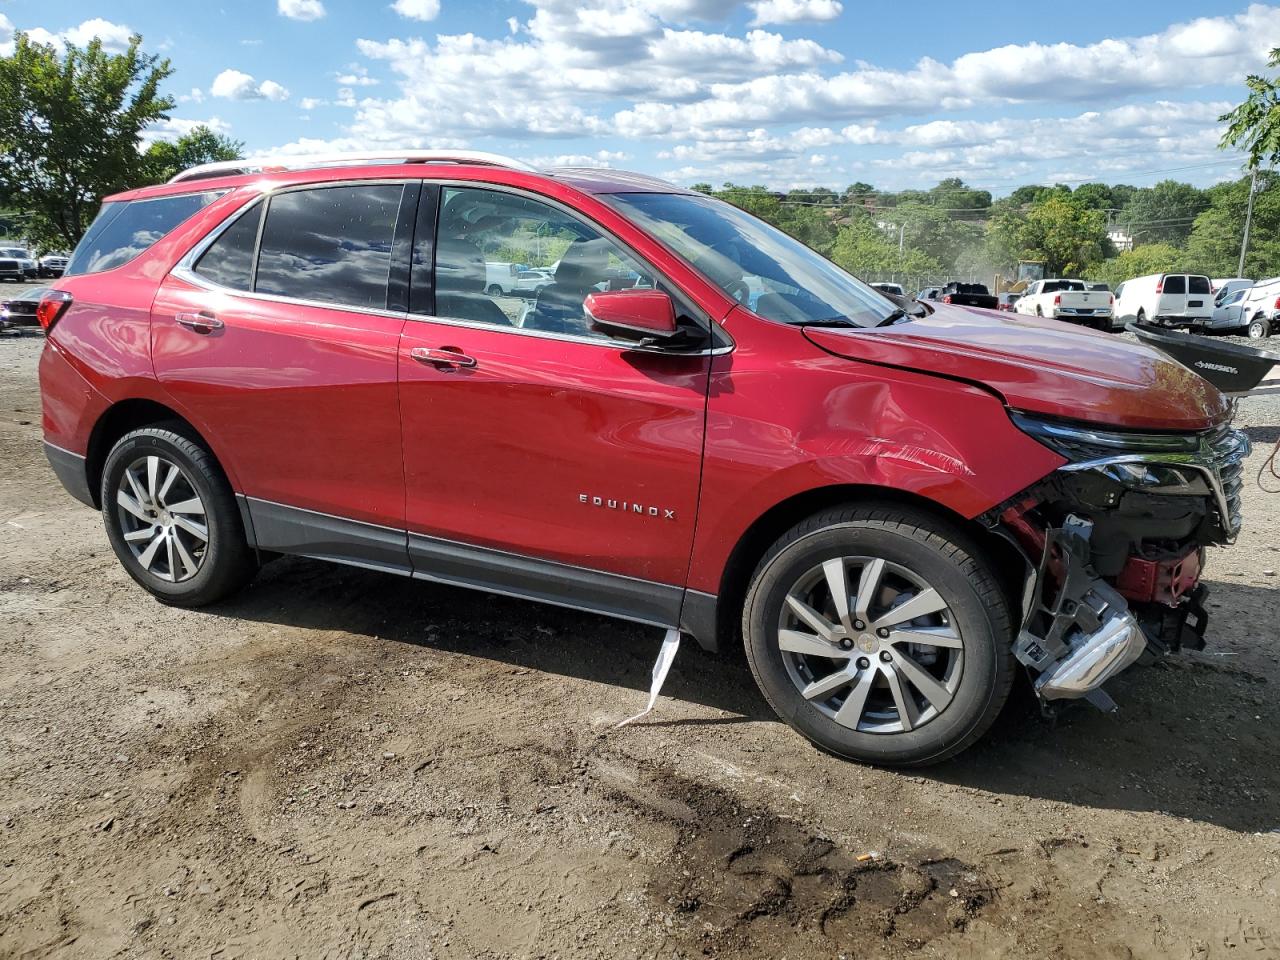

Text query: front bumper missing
(1012, 516), (1148, 704)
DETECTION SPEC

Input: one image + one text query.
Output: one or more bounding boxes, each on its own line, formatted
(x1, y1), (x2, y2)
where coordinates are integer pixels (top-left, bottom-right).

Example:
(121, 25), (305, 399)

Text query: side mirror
(584, 289), (679, 340)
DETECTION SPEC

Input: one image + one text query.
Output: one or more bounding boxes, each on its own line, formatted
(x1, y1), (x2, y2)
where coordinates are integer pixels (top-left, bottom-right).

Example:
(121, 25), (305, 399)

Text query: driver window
(429, 186), (656, 340)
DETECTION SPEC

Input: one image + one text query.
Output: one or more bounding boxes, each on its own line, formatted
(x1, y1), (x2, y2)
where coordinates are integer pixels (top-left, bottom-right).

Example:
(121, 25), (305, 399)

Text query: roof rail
(168, 150), (540, 184)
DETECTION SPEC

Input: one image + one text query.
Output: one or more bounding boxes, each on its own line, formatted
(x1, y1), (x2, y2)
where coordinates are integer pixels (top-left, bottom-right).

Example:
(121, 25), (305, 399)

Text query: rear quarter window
(65, 191), (224, 276)
(1163, 275), (1186, 294)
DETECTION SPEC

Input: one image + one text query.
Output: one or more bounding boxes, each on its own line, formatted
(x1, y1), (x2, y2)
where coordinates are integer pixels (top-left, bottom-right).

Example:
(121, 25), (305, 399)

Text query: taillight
(942, 294), (953, 303)
(36, 289), (73, 331)
(1273, 296), (1280, 310)
(1054, 294), (1061, 305)
(1109, 294), (1114, 304)
(1155, 277), (1164, 293)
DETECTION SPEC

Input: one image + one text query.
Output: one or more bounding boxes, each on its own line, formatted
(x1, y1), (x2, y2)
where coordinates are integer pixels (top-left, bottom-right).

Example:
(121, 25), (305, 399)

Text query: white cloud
(211, 69), (291, 101)
(2, 16), (134, 55)
(299, 97), (327, 110)
(177, 87), (205, 104)
(748, 0), (842, 26)
(141, 116), (232, 147)
(530, 149), (629, 168)
(278, 0), (326, 21)
(336, 71), (379, 86)
(390, 0), (441, 21)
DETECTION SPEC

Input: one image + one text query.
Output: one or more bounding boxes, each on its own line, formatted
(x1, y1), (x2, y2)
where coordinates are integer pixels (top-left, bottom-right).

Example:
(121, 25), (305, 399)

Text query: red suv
(38, 152), (1247, 765)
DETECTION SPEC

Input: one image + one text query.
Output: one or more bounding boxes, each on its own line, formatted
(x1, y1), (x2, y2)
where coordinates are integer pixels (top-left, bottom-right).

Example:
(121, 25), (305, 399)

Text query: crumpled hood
(804, 304), (1230, 431)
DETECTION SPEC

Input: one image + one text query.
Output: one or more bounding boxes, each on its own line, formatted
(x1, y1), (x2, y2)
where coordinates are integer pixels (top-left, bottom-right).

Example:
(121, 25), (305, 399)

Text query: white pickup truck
(1014, 279), (1115, 330)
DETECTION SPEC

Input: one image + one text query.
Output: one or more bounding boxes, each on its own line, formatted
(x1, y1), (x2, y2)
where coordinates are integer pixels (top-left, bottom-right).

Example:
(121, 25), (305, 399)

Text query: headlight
(1010, 412), (1199, 461)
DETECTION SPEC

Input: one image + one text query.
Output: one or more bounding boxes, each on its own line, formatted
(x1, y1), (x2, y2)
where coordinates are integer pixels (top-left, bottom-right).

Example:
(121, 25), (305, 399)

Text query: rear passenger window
(193, 204), (262, 290)
(65, 191), (224, 276)
(1188, 276), (1210, 295)
(255, 184), (404, 310)
(1163, 275), (1186, 294)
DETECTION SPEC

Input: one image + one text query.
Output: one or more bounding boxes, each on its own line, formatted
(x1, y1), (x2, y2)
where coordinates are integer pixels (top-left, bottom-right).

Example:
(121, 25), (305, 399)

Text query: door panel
(152, 276), (407, 530)
(398, 322), (708, 592)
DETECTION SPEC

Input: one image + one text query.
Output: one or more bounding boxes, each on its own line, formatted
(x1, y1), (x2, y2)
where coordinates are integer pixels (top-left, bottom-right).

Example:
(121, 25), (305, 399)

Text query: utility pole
(1239, 166), (1258, 277)
(898, 222), (905, 254)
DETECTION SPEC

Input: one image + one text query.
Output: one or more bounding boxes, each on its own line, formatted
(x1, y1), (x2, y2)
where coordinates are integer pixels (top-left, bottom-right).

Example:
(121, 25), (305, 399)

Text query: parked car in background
(1207, 286), (1250, 334)
(1212, 277), (1252, 300)
(916, 286), (942, 301)
(1015, 279), (1114, 329)
(0, 253), (23, 282)
(0, 246), (37, 280)
(938, 281), (997, 310)
(0, 285), (50, 328)
(1114, 273), (1213, 329)
(996, 292), (1021, 312)
(513, 268), (554, 297)
(39, 254), (69, 278)
(1236, 277), (1280, 339)
(870, 282), (904, 297)
(483, 261), (520, 296)
(35, 150), (1247, 767)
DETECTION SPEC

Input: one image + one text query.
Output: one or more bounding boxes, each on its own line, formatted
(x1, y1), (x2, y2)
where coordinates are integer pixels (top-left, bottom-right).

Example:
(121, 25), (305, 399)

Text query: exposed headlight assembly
(1010, 411), (1249, 540)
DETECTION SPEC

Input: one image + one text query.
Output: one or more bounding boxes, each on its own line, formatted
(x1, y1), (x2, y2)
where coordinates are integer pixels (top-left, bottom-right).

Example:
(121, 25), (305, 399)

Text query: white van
(1236, 276), (1280, 339)
(1114, 273), (1213, 328)
(483, 261), (520, 296)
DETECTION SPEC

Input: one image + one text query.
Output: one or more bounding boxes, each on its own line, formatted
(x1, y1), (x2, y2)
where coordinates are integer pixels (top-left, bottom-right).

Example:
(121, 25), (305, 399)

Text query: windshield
(1, 248), (29, 258)
(604, 192), (895, 327)
(1042, 280), (1085, 293)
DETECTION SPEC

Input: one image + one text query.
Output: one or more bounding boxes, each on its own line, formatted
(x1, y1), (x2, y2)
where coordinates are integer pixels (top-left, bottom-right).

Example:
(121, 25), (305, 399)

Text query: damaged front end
(986, 413), (1250, 710)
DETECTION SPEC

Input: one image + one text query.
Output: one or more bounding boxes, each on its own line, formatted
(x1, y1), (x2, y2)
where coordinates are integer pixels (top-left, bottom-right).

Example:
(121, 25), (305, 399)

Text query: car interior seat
(435, 236), (512, 326)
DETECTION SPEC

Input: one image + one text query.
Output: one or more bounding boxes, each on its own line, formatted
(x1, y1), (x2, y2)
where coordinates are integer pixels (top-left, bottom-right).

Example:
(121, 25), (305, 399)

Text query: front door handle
(175, 311), (223, 334)
(410, 346), (477, 368)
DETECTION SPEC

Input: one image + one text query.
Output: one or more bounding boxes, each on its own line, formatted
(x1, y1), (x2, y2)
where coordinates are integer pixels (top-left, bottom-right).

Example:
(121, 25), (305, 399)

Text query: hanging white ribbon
(614, 628), (682, 728)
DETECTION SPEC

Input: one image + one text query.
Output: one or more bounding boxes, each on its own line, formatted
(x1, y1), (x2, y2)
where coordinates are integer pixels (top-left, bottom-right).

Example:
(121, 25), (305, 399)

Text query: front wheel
(743, 505), (1015, 767)
(101, 425), (257, 607)
(1248, 316), (1269, 340)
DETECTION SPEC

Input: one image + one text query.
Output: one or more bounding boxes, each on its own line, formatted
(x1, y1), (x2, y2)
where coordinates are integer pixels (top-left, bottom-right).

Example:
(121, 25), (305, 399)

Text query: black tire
(1248, 316), (1269, 340)
(485, 284), (503, 297)
(101, 423), (257, 607)
(742, 504), (1015, 767)
(1035, 306), (1043, 317)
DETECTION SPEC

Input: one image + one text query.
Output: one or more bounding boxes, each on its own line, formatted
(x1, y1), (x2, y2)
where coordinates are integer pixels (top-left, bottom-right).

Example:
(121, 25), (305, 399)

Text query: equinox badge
(579, 493), (676, 520)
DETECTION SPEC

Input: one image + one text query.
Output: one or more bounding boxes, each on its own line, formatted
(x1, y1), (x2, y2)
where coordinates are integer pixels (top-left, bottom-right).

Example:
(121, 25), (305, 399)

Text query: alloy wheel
(776, 556), (964, 734)
(115, 454), (209, 582)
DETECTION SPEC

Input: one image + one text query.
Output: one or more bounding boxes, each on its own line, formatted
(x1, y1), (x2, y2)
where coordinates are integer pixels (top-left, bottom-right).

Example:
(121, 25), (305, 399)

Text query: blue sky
(0, 0), (1272, 194)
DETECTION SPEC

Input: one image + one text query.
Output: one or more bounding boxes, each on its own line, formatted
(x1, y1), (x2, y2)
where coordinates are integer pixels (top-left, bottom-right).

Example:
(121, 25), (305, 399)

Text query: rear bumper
(44, 441), (95, 508)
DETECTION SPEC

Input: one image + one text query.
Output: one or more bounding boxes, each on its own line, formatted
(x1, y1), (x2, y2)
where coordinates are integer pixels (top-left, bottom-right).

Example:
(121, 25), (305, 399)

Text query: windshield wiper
(797, 317), (860, 328)
(873, 308), (910, 327)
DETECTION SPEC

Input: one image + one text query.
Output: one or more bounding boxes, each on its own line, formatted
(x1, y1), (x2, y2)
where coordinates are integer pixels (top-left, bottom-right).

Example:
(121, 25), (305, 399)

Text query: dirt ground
(2, 313), (1279, 960)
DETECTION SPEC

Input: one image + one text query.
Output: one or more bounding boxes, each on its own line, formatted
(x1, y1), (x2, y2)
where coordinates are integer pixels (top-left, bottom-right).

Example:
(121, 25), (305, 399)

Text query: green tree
(926, 177), (991, 210)
(828, 217), (940, 277)
(0, 32), (173, 249)
(1086, 243), (1185, 290)
(143, 125), (244, 185)
(891, 202), (983, 269)
(1220, 46), (1280, 169)
(1117, 180), (1209, 246)
(987, 195), (1110, 276)
(1184, 171), (1280, 278)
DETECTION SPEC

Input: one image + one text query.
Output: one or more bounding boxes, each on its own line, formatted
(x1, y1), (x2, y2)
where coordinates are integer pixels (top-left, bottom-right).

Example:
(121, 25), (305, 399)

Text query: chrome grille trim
(1059, 422), (1250, 542)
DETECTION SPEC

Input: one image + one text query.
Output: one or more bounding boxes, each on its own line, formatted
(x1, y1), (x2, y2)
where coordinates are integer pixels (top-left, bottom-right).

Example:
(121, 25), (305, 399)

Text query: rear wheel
(743, 505), (1014, 767)
(485, 283), (503, 296)
(1248, 316), (1269, 340)
(101, 425), (257, 607)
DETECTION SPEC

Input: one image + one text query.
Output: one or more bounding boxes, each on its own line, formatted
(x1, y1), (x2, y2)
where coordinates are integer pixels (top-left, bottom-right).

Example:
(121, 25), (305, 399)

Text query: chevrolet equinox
(37, 151), (1248, 765)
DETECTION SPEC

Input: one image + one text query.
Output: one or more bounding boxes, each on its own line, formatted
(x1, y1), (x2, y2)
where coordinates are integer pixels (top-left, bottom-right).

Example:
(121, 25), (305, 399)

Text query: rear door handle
(175, 311), (223, 334)
(410, 346), (477, 368)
